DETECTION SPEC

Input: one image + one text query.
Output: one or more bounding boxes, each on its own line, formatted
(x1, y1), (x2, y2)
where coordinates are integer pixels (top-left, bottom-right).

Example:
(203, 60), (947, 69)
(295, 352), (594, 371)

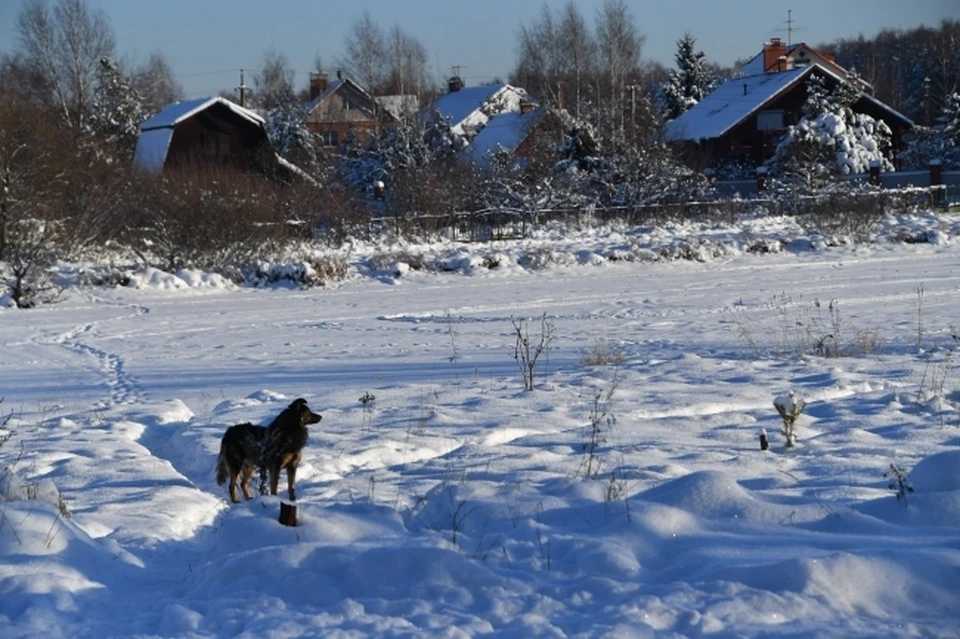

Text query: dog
(215, 398), (322, 503)
(215, 422), (266, 503)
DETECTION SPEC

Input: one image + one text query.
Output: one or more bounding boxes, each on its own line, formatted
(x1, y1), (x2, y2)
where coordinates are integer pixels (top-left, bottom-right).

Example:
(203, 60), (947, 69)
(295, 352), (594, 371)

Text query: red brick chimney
(447, 76), (464, 93)
(520, 99), (535, 114)
(310, 72), (329, 100)
(764, 38), (788, 73)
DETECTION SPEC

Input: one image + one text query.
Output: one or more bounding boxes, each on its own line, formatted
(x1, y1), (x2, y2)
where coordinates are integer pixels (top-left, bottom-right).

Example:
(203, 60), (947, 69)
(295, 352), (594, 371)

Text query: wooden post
(756, 166), (767, 193)
(759, 431), (769, 451)
(868, 159), (881, 186)
(930, 160), (943, 209)
(279, 501), (298, 527)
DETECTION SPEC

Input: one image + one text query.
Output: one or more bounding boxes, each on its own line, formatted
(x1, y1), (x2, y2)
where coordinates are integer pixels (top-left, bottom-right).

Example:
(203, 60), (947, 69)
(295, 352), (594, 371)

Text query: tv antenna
(770, 9), (809, 47)
(450, 64), (466, 78)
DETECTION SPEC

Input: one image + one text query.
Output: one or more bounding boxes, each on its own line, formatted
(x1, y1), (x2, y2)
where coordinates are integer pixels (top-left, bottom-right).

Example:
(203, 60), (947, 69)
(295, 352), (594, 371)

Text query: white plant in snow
(774, 391), (806, 448)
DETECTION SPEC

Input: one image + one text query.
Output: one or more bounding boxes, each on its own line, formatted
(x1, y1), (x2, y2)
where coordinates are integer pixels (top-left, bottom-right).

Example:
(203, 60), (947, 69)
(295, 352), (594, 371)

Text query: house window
(757, 110), (785, 131)
(341, 96), (351, 111)
(323, 131), (339, 147)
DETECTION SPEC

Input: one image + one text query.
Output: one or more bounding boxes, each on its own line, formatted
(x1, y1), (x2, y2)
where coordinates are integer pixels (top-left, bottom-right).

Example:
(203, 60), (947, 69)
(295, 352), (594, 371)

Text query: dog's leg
(269, 464), (281, 496)
(285, 462), (297, 501)
(229, 469), (241, 503)
(240, 464), (255, 500)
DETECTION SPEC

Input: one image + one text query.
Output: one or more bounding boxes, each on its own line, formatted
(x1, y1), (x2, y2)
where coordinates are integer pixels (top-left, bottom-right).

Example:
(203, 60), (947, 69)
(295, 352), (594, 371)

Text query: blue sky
(0, 0), (956, 98)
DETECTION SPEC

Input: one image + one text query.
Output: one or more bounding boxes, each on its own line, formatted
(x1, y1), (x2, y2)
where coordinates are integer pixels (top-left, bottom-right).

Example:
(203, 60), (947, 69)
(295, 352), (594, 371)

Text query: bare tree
(557, 1), (596, 117)
(512, 3), (597, 114)
(339, 10), (386, 94)
(15, 0), (117, 130)
(595, 1), (644, 139)
(253, 47), (296, 110)
(132, 52), (183, 115)
(512, 5), (560, 104)
(385, 24), (430, 98)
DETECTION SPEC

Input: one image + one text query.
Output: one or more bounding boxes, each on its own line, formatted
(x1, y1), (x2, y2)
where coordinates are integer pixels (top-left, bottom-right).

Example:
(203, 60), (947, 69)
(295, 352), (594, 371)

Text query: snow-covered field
(2, 215), (959, 638)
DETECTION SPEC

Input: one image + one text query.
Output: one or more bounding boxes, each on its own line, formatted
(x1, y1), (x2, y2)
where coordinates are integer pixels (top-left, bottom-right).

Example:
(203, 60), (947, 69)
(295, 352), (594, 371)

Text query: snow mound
(909, 449), (960, 493)
(125, 267), (234, 291)
(639, 470), (814, 523)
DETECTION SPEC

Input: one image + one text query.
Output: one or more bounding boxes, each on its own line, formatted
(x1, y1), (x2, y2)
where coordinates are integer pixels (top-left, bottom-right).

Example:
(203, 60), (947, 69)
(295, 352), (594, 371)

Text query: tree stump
(279, 501), (298, 527)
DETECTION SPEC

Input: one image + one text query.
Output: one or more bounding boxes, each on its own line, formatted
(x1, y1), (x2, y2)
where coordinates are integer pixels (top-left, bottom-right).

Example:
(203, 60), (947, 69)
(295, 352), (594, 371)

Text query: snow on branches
(766, 73), (893, 186)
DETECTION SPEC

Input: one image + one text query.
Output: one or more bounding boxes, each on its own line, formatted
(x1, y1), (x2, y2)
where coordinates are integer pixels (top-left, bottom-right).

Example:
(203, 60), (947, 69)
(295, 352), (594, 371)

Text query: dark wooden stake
(279, 501), (298, 527)
(759, 432), (769, 451)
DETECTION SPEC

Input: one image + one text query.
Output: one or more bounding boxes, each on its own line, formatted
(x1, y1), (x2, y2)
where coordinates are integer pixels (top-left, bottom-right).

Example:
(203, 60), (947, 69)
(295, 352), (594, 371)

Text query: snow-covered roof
(139, 96), (263, 131)
(466, 107), (547, 165)
(665, 67), (813, 142)
(375, 94), (419, 120)
(427, 84), (529, 135)
(737, 52), (765, 77)
(666, 59), (912, 144)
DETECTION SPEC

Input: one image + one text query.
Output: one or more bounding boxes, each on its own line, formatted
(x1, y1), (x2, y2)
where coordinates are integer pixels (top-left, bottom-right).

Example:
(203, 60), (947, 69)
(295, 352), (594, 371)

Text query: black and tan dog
(215, 398), (322, 503)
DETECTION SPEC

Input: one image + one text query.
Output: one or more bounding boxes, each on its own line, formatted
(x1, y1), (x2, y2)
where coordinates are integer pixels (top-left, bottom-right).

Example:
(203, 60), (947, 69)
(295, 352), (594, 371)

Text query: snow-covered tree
(766, 72), (893, 187)
(901, 91), (960, 170)
(87, 57), (144, 163)
(266, 98), (321, 176)
(338, 113), (467, 214)
(663, 33), (710, 120)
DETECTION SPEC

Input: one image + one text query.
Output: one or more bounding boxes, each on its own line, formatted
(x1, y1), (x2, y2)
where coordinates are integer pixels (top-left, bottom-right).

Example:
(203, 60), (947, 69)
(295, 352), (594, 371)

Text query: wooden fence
(363, 184), (956, 243)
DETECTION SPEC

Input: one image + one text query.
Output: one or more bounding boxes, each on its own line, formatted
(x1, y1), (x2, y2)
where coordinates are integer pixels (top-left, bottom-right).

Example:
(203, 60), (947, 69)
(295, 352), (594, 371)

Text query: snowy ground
(1, 214), (959, 638)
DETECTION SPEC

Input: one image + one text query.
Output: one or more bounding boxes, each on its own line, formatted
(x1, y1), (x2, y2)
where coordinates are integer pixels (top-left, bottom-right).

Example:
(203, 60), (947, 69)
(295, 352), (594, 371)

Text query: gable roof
(139, 96), (263, 131)
(304, 77), (379, 118)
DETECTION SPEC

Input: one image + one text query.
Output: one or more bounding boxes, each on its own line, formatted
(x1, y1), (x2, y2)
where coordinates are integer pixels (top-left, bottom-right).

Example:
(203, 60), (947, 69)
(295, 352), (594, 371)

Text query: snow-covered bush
(245, 254), (349, 288)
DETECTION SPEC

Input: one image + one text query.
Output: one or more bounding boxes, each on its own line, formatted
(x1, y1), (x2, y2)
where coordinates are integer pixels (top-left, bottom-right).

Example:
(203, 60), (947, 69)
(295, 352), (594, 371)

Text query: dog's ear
(289, 398), (308, 410)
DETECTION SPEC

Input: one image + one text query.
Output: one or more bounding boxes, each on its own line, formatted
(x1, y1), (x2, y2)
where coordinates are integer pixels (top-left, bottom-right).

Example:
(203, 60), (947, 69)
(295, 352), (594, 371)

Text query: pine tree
(901, 92), (960, 170)
(663, 33), (710, 120)
(938, 92), (960, 147)
(88, 57), (145, 164)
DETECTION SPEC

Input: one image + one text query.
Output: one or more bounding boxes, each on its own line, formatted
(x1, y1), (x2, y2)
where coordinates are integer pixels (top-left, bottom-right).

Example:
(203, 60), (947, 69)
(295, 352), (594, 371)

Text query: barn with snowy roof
(133, 97), (287, 178)
(664, 38), (913, 170)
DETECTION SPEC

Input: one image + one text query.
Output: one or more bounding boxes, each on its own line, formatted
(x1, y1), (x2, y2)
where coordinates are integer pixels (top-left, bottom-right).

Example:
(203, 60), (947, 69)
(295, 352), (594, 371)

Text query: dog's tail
(215, 442), (228, 486)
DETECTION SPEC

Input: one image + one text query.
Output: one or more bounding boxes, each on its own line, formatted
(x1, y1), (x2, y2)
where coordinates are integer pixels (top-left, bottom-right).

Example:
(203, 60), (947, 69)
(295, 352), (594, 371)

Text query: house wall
(722, 84), (807, 165)
(513, 111), (566, 160)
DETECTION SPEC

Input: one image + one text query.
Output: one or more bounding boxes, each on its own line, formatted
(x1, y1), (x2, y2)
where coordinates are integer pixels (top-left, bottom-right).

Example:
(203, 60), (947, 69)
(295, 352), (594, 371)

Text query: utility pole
(237, 69), (248, 107)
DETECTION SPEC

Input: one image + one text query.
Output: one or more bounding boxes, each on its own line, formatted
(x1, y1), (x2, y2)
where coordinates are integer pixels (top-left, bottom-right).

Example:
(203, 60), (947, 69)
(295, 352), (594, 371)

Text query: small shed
(133, 97), (283, 177)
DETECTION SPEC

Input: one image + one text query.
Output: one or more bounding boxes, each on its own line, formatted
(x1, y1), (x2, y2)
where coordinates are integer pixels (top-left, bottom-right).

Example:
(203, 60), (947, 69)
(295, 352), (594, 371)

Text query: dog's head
(289, 398), (322, 427)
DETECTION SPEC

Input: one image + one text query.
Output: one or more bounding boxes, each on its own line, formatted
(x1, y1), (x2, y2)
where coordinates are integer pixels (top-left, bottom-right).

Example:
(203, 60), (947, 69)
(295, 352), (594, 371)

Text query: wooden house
(664, 39), (913, 170)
